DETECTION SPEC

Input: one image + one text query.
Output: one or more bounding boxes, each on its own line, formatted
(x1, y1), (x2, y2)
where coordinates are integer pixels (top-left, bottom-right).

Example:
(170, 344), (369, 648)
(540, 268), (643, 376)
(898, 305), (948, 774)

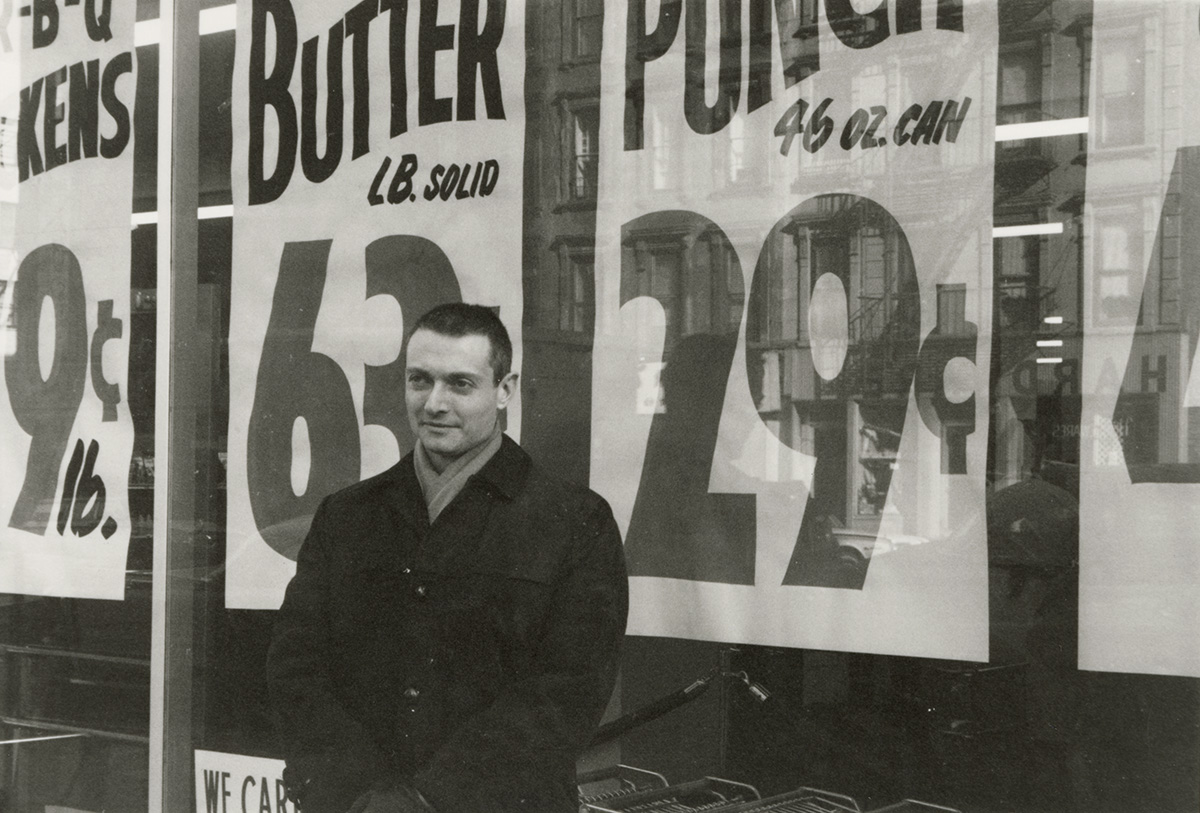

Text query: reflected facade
(2, 2), (1199, 813)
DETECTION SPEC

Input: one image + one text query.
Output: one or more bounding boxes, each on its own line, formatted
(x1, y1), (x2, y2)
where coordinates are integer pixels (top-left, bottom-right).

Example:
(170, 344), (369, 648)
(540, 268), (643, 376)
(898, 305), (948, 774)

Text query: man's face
(405, 329), (516, 471)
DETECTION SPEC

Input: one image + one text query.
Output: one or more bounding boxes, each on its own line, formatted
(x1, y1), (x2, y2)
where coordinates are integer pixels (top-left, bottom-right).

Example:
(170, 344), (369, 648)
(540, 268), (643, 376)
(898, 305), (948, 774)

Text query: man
(266, 304), (628, 813)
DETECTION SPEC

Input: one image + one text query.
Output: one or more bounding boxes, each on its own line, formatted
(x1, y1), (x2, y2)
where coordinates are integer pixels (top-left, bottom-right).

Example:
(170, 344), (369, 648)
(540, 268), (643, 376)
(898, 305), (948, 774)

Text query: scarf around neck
(413, 423), (503, 523)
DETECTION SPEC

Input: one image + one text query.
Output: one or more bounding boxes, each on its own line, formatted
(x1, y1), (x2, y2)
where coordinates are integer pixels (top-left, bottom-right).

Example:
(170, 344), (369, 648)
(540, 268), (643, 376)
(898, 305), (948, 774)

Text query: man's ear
(496, 372), (519, 409)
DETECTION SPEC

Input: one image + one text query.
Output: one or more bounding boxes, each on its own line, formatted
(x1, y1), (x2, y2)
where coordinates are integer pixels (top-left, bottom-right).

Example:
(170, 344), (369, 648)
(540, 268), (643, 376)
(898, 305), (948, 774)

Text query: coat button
(403, 686), (420, 700)
(415, 584), (428, 598)
(401, 567), (412, 575)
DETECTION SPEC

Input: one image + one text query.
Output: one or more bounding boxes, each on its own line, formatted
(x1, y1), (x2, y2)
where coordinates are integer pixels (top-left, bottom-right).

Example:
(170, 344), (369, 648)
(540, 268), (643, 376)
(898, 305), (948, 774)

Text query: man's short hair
(411, 303), (513, 383)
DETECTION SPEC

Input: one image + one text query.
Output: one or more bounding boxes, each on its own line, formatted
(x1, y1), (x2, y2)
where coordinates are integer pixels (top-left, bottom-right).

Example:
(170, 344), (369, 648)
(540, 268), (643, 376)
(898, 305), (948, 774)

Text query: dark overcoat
(266, 436), (628, 812)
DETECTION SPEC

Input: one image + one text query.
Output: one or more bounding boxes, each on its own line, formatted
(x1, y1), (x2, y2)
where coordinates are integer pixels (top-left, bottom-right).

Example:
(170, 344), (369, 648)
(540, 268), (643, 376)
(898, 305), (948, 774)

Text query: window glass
(2, 3), (1199, 813)
(2, 2), (155, 810)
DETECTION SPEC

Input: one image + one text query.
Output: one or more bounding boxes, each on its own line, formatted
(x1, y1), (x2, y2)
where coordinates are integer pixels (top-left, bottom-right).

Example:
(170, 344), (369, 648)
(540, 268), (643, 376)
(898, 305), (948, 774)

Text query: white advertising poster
(1079, 0), (1200, 676)
(227, 0), (525, 608)
(0, 0), (137, 598)
(195, 750), (296, 813)
(592, 0), (996, 658)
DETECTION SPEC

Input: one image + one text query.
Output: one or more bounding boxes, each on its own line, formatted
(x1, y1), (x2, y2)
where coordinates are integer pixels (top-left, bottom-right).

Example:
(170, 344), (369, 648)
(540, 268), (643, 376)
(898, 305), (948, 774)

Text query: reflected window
(748, 225), (803, 343)
(648, 105), (677, 191)
(1097, 35), (1145, 147)
(722, 114), (765, 187)
(558, 251), (594, 333)
(648, 248), (681, 338)
(859, 230), (886, 324)
(569, 107), (599, 200)
(623, 222), (745, 351)
(727, 245), (747, 330)
(1095, 215), (1142, 322)
(937, 284), (968, 335)
(0, 279), (14, 330)
(569, 0), (603, 60)
(855, 404), (903, 518)
(998, 45), (1042, 150)
(995, 234), (1040, 330)
(853, 229), (911, 342)
(0, 116), (17, 173)
(852, 71), (887, 111)
(748, 204), (919, 348)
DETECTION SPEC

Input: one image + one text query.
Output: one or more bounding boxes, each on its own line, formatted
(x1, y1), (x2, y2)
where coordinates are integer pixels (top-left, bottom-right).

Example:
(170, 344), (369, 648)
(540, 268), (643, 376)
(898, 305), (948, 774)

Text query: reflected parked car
(832, 528), (930, 561)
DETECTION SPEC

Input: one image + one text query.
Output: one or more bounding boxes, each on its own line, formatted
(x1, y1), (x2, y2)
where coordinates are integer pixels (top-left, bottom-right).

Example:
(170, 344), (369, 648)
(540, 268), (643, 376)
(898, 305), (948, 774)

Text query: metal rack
(582, 776), (761, 813)
(579, 770), (962, 813)
(719, 787), (862, 813)
(865, 802), (961, 813)
(579, 764), (671, 807)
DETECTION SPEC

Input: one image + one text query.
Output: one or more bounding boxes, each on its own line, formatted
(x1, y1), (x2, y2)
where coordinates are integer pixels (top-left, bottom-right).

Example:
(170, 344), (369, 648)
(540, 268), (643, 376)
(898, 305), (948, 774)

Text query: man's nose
(423, 382), (450, 413)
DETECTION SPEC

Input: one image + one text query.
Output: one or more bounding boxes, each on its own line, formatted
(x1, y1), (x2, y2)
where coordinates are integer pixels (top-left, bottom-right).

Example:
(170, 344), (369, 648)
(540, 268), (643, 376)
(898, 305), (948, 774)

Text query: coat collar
(465, 433), (530, 501)
(389, 433), (530, 525)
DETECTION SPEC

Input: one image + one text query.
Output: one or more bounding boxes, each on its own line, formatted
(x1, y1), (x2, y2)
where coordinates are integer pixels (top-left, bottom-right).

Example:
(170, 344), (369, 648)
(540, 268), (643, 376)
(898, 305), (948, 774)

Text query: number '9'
(5, 244), (89, 534)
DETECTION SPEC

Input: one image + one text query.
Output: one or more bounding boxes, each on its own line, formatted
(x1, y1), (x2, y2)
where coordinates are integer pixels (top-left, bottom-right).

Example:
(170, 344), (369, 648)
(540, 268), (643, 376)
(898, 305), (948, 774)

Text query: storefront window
(3, 2), (1199, 812)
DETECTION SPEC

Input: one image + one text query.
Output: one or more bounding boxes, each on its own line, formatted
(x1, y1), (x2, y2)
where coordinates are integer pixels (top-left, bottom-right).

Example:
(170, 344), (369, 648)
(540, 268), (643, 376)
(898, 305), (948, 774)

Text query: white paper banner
(0, 0), (137, 599)
(1079, 0), (1200, 676)
(592, 0), (996, 658)
(226, 0), (525, 609)
(195, 750), (296, 813)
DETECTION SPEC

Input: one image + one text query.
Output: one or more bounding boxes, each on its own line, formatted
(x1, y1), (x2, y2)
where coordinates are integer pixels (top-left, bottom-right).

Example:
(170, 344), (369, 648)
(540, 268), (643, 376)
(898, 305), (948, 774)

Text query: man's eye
(407, 374), (430, 387)
(451, 379), (474, 390)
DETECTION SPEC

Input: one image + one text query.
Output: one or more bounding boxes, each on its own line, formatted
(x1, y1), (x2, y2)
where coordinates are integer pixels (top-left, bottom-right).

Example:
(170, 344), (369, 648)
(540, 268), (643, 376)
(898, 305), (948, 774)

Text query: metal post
(149, 1), (200, 810)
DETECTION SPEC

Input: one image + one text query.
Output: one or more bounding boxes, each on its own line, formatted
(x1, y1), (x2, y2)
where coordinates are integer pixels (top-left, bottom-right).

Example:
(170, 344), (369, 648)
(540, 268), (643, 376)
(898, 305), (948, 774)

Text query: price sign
(591, 0), (996, 659)
(0, 1), (136, 599)
(1079, 0), (1200, 677)
(226, 0), (525, 609)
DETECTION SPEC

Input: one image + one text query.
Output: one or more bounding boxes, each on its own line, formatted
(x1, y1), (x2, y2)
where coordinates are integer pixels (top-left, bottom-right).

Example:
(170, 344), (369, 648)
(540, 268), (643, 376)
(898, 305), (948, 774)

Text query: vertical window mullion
(149, 2), (201, 812)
